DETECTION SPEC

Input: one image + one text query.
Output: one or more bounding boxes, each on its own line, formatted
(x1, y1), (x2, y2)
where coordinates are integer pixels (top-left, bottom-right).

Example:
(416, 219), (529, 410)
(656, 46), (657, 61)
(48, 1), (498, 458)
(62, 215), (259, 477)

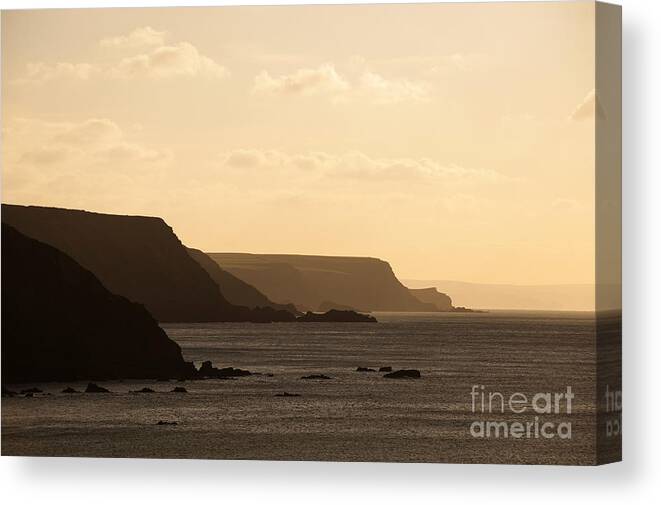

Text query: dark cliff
(187, 248), (299, 315)
(2, 204), (230, 322)
(408, 287), (454, 311)
(208, 253), (436, 312)
(1, 224), (194, 383)
(1, 204), (293, 322)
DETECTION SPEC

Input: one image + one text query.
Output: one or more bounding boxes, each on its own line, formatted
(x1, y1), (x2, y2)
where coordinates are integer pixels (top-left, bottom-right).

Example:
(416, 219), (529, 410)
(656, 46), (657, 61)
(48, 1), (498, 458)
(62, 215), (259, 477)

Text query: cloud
(570, 89), (606, 121)
(252, 64), (429, 104)
(252, 64), (349, 96)
(220, 149), (506, 184)
(17, 62), (98, 83)
(100, 26), (166, 49)
(54, 118), (123, 146)
(13, 118), (170, 167)
(94, 142), (169, 163)
(15, 30), (227, 83)
(225, 149), (268, 168)
(359, 71), (430, 104)
(19, 145), (73, 165)
(111, 42), (228, 80)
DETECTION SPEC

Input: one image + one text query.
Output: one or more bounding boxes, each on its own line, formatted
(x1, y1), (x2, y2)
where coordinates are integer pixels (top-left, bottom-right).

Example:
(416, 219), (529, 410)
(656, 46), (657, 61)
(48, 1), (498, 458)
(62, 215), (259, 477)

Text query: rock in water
(1, 223), (196, 383)
(171, 386), (188, 393)
(383, 369), (421, 379)
(300, 374), (332, 380)
(356, 367), (376, 372)
(296, 310), (377, 323)
(61, 387), (79, 393)
(131, 387), (155, 393)
(198, 360), (252, 378)
(275, 392), (300, 397)
(20, 387), (43, 394)
(378, 366), (392, 372)
(85, 382), (110, 393)
(156, 420), (178, 426)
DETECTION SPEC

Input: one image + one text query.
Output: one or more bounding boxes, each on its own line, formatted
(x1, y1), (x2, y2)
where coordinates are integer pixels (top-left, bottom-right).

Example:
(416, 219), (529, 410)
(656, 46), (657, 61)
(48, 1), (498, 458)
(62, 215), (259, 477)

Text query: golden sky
(1, 2), (597, 284)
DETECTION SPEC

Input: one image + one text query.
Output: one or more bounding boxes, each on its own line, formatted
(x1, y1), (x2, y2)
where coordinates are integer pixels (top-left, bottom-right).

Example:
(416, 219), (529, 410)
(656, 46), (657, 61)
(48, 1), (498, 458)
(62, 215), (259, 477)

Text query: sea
(1, 311), (602, 464)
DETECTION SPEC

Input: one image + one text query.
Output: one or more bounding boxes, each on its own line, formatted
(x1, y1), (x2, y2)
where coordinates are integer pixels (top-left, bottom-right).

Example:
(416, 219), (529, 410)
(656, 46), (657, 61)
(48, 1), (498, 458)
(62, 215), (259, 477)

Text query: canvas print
(1, 1), (621, 465)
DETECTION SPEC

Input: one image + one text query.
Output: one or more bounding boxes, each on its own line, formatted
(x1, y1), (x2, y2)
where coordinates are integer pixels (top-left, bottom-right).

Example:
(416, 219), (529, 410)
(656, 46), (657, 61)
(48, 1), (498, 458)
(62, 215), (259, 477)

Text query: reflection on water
(2, 311), (601, 464)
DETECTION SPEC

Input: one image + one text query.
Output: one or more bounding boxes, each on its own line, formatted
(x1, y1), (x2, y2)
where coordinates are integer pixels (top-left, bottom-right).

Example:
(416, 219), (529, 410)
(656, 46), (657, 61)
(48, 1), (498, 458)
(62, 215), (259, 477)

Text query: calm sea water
(1, 311), (599, 464)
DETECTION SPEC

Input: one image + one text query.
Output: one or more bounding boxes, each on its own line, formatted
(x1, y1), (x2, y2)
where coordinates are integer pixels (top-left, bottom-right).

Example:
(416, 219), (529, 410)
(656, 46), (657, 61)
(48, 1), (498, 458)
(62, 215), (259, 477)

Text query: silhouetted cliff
(408, 288), (454, 311)
(187, 248), (299, 315)
(1, 205), (292, 322)
(208, 253), (437, 312)
(1, 224), (194, 383)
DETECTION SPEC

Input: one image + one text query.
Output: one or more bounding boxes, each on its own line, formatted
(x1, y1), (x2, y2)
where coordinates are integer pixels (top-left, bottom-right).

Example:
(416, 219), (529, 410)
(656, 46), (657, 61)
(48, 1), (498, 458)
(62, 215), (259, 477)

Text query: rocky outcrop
(2, 205), (295, 323)
(409, 287), (481, 312)
(197, 360), (252, 378)
(85, 383), (111, 393)
(1, 223), (195, 383)
(408, 288), (454, 311)
(300, 374), (333, 380)
(383, 369), (421, 379)
(208, 253), (437, 313)
(188, 248), (299, 315)
(20, 387), (43, 394)
(296, 310), (377, 323)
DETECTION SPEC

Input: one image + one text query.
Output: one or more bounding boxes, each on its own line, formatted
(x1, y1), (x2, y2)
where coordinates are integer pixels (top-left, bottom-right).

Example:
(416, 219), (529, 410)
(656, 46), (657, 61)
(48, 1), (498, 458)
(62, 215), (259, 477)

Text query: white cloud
(252, 64), (349, 96)
(3, 117), (176, 210)
(111, 42), (228, 80)
(12, 118), (170, 167)
(17, 62), (98, 83)
(16, 31), (227, 83)
(100, 26), (166, 49)
(570, 89), (606, 121)
(220, 149), (506, 184)
(54, 118), (123, 146)
(358, 71), (430, 104)
(252, 63), (429, 104)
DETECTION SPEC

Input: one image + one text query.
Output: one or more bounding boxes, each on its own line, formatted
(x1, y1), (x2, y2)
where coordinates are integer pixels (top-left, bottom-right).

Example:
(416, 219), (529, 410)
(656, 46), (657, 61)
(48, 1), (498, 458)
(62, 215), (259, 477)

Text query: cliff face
(187, 248), (299, 315)
(208, 253), (436, 312)
(408, 288), (454, 311)
(2, 204), (231, 322)
(1, 224), (193, 383)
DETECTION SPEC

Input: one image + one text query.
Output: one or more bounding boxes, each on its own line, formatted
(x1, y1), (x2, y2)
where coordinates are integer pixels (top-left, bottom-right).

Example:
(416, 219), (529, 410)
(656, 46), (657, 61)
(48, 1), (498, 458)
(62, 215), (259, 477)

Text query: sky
(1, 2), (597, 284)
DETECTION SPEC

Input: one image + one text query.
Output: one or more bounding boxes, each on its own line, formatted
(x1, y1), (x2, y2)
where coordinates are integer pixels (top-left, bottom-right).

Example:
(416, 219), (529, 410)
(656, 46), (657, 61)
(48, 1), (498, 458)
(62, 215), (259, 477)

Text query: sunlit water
(2, 311), (599, 464)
